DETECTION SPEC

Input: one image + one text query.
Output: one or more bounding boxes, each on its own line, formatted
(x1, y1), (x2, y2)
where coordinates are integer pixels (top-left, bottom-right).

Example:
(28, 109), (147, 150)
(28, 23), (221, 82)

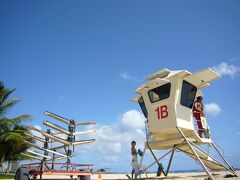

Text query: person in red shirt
(192, 96), (205, 138)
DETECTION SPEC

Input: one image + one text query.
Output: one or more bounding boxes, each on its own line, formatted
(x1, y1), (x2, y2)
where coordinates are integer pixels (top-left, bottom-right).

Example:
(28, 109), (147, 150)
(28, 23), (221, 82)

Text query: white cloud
(213, 62), (240, 78)
(34, 125), (42, 130)
(119, 72), (141, 82)
(91, 110), (146, 156)
(205, 103), (221, 117)
(121, 110), (145, 129)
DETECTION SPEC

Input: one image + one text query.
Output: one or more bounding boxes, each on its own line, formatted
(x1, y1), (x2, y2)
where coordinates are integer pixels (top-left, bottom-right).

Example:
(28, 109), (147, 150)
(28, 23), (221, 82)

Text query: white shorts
(131, 161), (139, 174)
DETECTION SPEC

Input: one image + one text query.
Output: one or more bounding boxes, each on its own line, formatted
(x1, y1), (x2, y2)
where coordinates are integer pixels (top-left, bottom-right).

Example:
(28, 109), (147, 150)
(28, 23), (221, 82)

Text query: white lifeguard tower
(132, 68), (237, 179)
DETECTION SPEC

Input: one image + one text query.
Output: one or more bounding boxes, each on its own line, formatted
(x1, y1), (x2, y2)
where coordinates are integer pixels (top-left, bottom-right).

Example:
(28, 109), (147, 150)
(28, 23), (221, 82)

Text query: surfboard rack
(20, 111), (96, 180)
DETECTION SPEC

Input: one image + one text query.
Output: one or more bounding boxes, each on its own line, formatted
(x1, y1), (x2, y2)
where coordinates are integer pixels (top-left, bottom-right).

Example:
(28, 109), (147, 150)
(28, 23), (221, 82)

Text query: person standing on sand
(131, 140), (139, 179)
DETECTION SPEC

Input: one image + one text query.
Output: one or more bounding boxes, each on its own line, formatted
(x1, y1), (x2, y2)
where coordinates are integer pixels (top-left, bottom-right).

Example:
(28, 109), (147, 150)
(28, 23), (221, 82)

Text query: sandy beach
(35, 171), (240, 180)
(97, 171), (240, 180)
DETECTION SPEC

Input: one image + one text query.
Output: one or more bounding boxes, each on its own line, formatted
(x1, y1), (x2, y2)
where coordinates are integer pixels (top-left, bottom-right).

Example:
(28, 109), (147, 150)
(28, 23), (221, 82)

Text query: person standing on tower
(192, 96), (205, 138)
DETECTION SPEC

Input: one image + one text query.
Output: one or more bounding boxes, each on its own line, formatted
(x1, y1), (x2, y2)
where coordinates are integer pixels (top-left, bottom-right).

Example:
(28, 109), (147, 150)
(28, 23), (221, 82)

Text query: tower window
(148, 83), (171, 103)
(181, 80), (197, 108)
(138, 97), (148, 118)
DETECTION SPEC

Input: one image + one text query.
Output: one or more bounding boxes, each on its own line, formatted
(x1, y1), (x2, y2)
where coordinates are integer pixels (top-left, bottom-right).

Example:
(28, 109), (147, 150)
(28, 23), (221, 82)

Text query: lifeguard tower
(132, 68), (237, 180)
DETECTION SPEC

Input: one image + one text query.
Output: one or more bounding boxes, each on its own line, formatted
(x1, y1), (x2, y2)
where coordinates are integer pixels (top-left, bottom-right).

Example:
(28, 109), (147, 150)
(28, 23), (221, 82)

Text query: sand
(5, 170), (239, 179)
(93, 171), (240, 180)
(36, 171), (240, 179)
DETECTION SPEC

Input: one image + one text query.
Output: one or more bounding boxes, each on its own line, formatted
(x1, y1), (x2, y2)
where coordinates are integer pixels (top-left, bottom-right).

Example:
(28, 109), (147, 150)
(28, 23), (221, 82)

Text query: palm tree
(0, 82), (32, 167)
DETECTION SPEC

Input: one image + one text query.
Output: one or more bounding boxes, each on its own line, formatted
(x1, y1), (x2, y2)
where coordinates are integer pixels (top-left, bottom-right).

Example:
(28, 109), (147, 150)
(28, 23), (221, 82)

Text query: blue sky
(1, 0), (240, 173)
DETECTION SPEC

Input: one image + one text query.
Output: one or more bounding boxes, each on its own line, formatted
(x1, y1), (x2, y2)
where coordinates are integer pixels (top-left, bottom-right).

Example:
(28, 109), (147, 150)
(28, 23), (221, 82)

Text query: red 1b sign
(155, 105), (168, 120)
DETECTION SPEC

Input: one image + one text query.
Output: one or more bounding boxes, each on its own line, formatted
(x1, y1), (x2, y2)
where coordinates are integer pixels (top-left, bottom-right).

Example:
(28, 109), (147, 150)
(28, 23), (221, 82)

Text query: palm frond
(0, 82), (5, 95)
(0, 118), (11, 134)
(0, 131), (23, 142)
(11, 130), (26, 136)
(11, 115), (32, 124)
(0, 98), (20, 115)
(1, 89), (16, 104)
(0, 82), (33, 162)
(0, 115), (32, 130)
(0, 81), (16, 104)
